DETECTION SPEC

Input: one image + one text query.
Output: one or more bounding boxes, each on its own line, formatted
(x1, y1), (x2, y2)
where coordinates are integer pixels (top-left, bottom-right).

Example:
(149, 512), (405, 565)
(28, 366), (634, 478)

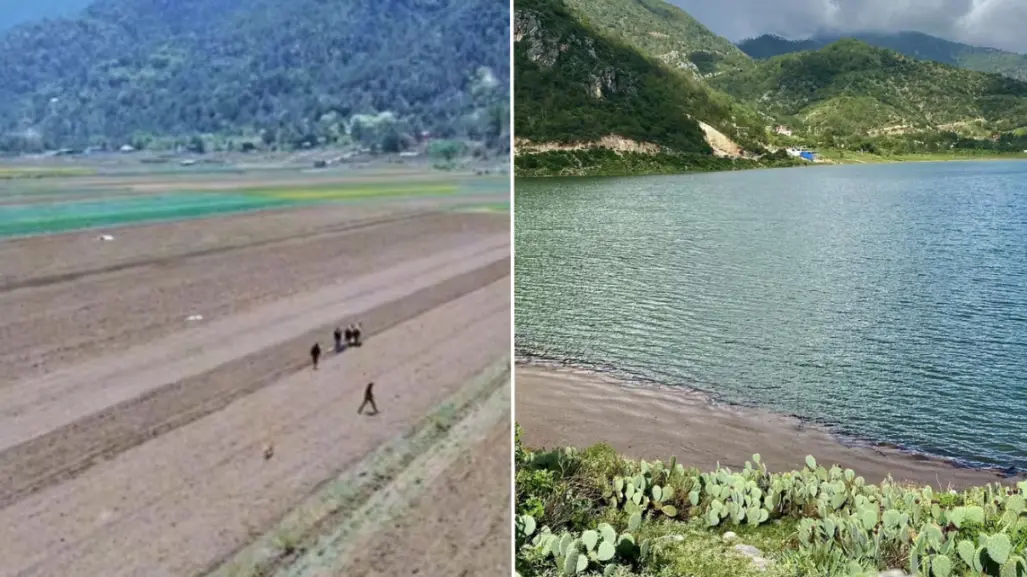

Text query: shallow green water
(516, 161), (1027, 472)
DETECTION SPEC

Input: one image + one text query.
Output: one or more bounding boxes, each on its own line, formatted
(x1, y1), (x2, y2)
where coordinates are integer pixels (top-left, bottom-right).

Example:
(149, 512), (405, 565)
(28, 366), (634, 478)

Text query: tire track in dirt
(0, 258), (509, 509)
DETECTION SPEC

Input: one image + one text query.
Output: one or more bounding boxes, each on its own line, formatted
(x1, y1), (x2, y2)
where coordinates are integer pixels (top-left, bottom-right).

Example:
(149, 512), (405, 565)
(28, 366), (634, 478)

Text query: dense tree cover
(0, 0), (509, 153)
(738, 32), (1027, 82)
(843, 131), (1027, 157)
(559, 0), (751, 76)
(737, 35), (825, 60)
(514, 148), (800, 177)
(514, 0), (773, 157)
(713, 40), (1027, 136)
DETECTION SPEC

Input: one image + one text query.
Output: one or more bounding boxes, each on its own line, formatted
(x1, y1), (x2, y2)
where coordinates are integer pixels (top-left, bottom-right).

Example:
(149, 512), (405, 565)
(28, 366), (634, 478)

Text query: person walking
(310, 342), (322, 370)
(357, 381), (378, 415)
(333, 327), (343, 352)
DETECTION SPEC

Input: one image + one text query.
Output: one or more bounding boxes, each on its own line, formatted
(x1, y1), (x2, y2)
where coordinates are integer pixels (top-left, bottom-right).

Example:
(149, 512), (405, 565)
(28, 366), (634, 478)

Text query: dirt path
(0, 205), (511, 577)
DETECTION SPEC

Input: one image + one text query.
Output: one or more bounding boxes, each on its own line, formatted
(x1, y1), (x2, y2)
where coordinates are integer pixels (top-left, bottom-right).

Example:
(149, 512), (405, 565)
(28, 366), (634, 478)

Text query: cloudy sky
(671, 0), (1027, 53)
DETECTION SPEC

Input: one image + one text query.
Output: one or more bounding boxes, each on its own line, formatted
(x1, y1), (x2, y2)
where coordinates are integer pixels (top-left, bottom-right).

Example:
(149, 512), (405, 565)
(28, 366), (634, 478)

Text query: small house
(786, 147), (816, 161)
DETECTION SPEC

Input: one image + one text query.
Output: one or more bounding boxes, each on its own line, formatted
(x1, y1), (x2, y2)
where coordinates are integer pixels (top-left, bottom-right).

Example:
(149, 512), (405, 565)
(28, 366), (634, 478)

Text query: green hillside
(559, 0), (751, 76)
(515, 0), (1027, 176)
(519, 0), (737, 152)
(737, 34), (827, 59)
(516, 0), (700, 154)
(713, 39), (1027, 140)
(738, 32), (1027, 82)
(0, 0), (509, 154)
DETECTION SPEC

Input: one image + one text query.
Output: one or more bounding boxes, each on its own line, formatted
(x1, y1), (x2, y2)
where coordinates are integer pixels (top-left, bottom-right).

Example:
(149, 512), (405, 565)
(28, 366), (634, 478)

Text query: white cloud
(670, 0), (1027, 53)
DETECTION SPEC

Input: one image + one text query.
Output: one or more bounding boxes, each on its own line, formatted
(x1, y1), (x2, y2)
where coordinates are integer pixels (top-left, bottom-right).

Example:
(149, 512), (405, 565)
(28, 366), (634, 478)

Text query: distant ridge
(738, 31), (1027, 81)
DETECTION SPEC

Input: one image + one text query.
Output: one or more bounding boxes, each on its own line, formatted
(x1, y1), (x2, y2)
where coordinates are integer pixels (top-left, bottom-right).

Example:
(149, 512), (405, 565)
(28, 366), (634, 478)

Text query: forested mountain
(736, 35), (826, 60)
(738, 32), (1027, 82)
(514, 0), (768, 154)
(0, 0), (510, 153)
(713, 39), (1027, 139)
(557, 0), (750, 77)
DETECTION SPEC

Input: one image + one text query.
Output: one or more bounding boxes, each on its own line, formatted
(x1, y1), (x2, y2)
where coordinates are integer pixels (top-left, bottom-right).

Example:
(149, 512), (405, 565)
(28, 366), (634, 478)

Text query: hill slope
(558, 0), (751, 77)
(0, 0), (509, 153)
(738, 32), (1027, 82)
(713, 39), (1027, 139)
(514, 0), (772, 155)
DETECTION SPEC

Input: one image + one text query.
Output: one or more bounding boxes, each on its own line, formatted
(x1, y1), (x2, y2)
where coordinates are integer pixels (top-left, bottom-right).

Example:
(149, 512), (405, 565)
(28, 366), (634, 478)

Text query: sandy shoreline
(515, 364), (1025, 489)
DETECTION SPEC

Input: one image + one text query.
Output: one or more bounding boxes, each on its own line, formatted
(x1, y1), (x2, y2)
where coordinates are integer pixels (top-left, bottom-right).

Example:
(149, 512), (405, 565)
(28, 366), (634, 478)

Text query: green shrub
(515, 423), (1027, 577)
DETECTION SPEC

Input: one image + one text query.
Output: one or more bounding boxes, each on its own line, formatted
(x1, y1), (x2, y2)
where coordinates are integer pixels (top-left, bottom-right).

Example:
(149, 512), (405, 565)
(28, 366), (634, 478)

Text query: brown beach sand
(515, 365), (1025, 489)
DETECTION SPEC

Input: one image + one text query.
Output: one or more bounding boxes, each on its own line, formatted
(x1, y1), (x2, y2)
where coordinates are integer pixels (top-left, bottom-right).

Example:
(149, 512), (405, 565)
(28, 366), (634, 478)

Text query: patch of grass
(0, 167), (95, 179)
(514, 424), (1027, 577)
(452, 202), (510, 213)
(817, 147), (1027, 165)
(236, 182), (460, 201)
(633, 518), (797, 577)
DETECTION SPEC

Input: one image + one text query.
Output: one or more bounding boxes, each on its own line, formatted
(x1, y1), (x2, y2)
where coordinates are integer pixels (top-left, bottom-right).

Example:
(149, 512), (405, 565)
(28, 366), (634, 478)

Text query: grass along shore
(513, 147), (1027, 177)
(514, 149), (803, 177)
(815, 149), (1027, 165)
(515, 424), (1027, 577)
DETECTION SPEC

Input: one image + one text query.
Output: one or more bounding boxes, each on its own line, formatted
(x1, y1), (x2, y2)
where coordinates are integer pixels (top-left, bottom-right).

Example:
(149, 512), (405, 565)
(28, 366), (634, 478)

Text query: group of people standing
(308, 322), (377, 415)
(310, 322), (362, 369)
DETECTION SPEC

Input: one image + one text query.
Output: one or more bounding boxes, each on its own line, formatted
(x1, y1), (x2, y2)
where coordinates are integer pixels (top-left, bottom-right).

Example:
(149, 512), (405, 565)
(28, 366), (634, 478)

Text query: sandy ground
(0, 203), (512, 577)
(0, 208), (505, 384)
(516, 366), (1026, 489)
(326, 412), (511, 577)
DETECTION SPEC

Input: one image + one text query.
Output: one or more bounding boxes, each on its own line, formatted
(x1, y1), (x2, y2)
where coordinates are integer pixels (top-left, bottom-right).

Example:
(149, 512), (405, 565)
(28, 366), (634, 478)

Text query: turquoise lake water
(515, 161), (1027, 472)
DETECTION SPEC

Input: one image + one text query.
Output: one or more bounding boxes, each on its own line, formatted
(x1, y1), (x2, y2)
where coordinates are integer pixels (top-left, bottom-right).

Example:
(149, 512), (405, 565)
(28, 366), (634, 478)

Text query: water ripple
(516, 162), (1027, 472)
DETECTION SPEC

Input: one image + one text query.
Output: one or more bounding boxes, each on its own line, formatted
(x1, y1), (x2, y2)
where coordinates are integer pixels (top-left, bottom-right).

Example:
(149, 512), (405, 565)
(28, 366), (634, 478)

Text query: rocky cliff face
(514, 6), (625, 100)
